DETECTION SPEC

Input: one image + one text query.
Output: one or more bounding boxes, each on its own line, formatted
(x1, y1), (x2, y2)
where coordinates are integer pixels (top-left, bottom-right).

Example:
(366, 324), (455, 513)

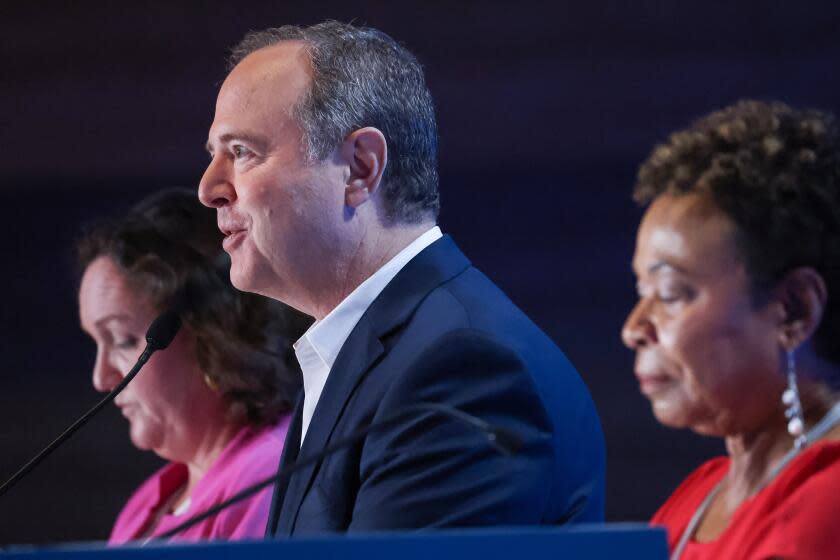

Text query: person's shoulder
(772, 439), (840, 496)
(389, 240), (555, 355)
(651, 456), (728, 526)
(124, 462), (185, 509)
(764, 441), (840, 556)
(776, 439), (840, 512)
(432, 265), (519, 318)
(389, 327), (529, 385)
(199, 419), (288, 496)
(410, 266), (559, 353)
(408, 269), (591, 403)
(198, 426), (284, 539)
(226, 419), (289, 470)
(371, 325), (582, 456)
(109, 462), (184, 543)
(801, 437), (840, 472)
(380, 277), (593, 433)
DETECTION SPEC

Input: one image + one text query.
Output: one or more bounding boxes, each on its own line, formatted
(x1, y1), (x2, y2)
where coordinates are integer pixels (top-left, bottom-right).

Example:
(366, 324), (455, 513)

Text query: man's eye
(232, 145), (249, 158)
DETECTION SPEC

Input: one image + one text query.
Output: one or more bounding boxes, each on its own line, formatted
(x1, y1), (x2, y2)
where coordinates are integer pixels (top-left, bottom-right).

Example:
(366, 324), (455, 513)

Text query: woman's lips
(222, 230), (246, 252)
(636, 372), (673, 395)
(116, 403), (135, 418)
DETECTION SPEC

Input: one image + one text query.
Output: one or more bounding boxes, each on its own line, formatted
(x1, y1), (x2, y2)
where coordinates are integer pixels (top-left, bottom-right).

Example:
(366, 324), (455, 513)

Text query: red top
(652, 440), (840, 560)
(109, 415), (290, 544)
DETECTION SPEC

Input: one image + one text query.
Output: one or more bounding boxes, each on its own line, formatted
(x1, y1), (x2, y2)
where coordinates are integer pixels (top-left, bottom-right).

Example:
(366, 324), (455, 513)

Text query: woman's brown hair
(78, 188), (312, 424)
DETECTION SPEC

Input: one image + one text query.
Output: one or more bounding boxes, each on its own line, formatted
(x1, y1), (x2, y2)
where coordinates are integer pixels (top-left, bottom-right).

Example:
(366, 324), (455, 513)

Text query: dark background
(1, 0), (839, 546)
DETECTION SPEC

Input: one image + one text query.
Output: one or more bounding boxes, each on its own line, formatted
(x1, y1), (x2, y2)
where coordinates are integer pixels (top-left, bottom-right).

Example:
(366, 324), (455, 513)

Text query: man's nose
(199, 155), (236, 208)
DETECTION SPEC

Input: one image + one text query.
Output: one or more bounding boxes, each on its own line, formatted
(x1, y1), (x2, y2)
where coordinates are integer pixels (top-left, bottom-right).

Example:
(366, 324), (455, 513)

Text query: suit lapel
(277, 235), (471, 534)
(275, 313), (383, 535)
(264, 395), (303, 537)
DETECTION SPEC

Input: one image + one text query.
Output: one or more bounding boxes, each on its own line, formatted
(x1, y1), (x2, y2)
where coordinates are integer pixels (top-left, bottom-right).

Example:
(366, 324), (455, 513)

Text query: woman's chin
(650, 399), (691, 429)
(650, 401), (724, 437)
(128, 426), (162, 453)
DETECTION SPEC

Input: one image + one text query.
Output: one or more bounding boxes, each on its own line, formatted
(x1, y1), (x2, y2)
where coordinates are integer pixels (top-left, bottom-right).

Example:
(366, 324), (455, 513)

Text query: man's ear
(776, 267), (828, 350)
(340, 127), (388, 209)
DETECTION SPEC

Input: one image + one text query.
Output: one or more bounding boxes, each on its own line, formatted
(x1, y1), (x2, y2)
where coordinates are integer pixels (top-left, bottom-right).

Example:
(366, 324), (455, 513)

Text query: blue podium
(2, 525), (667, 559)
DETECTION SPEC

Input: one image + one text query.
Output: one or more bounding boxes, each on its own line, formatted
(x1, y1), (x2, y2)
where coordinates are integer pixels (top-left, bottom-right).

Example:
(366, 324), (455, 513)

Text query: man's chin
(228, 269), (250, 293)
(229, 262), (272, 298)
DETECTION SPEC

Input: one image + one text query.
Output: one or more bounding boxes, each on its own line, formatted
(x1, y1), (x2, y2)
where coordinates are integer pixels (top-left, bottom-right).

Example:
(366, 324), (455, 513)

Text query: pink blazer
(109, 414), (290, 544)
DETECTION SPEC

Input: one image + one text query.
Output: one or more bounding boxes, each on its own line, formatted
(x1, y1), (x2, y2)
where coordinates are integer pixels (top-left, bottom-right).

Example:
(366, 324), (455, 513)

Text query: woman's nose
(621, 299), (657, 350)
(92, 348), (122, 393)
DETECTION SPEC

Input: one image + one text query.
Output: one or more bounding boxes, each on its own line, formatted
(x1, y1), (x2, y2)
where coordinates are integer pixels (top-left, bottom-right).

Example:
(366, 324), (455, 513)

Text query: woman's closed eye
(655, 282), (696, 307)
(114, 336), (140, 350)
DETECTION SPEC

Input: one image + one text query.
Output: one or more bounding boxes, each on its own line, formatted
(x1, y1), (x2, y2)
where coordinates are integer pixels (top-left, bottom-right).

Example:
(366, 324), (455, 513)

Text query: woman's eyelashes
(114, 335), (140, 350)
(636, 279), (695, 309)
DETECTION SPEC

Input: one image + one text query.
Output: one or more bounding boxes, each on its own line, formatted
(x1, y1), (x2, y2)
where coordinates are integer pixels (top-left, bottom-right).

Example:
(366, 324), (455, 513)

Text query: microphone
(0, 308), (183, 499)
(151, 402), (525, 541)
(144, 307), (183, 351)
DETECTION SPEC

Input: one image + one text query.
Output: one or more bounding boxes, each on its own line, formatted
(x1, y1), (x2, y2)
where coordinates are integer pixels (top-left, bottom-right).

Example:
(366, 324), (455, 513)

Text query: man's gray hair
(229, 21), (440, 225)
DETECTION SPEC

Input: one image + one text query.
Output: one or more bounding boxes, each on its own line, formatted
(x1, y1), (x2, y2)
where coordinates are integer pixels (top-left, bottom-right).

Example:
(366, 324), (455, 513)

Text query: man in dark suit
(199, 21), (605, 535)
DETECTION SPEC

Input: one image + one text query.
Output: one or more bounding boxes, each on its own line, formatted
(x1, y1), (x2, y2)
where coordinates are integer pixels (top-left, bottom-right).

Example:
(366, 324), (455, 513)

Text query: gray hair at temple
(229, 20), (440, 225)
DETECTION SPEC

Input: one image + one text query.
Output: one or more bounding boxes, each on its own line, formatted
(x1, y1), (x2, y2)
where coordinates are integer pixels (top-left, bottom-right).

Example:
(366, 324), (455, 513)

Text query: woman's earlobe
(777, 267), (828, 350)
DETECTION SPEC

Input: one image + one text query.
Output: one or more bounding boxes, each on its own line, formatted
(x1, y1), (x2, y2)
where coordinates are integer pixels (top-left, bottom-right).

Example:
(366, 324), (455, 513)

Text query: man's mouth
(222, 229), (246, 251)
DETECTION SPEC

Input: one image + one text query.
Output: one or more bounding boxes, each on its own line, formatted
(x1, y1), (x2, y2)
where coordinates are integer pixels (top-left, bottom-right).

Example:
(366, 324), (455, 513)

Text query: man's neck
(308, 222), (436, 321)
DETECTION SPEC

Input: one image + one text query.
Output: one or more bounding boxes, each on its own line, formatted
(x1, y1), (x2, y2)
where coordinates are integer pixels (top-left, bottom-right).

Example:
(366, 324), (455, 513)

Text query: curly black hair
(77, 188), (312, 424)
(634, 100), (840, 365)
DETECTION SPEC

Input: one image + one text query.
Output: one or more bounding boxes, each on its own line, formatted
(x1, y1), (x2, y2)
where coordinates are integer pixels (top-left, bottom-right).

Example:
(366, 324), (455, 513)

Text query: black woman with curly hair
(622, 100), (840, 559)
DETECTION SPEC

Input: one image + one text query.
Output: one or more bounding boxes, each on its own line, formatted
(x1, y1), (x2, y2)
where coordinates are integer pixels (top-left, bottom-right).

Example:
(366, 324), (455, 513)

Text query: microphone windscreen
(145, 308), (183, 351)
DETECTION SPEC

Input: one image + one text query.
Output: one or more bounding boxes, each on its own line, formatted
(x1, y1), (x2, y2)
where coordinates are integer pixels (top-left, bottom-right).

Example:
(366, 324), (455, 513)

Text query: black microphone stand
(0, 309), (182, 499)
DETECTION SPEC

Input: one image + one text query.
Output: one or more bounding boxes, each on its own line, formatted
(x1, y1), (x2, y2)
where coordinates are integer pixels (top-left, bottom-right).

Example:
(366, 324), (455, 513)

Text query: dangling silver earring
(782, 349), (807, 450)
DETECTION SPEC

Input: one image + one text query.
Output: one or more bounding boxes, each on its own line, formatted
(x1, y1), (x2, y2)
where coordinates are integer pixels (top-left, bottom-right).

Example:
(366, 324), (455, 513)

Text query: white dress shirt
(294, 226), (443, 445)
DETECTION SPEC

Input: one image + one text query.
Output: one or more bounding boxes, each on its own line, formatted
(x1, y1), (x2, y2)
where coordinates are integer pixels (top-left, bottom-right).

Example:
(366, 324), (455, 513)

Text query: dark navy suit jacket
(266, 236), (605, 536)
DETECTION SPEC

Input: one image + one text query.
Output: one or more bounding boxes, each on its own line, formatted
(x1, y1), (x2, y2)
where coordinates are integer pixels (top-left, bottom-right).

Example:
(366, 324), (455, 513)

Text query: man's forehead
(224, 41), (311, 96)
(209, 41), (312, 142)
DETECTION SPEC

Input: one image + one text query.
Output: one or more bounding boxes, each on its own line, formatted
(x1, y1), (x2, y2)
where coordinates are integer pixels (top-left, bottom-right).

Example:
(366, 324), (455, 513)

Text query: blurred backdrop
(1, 0), (839, 545)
